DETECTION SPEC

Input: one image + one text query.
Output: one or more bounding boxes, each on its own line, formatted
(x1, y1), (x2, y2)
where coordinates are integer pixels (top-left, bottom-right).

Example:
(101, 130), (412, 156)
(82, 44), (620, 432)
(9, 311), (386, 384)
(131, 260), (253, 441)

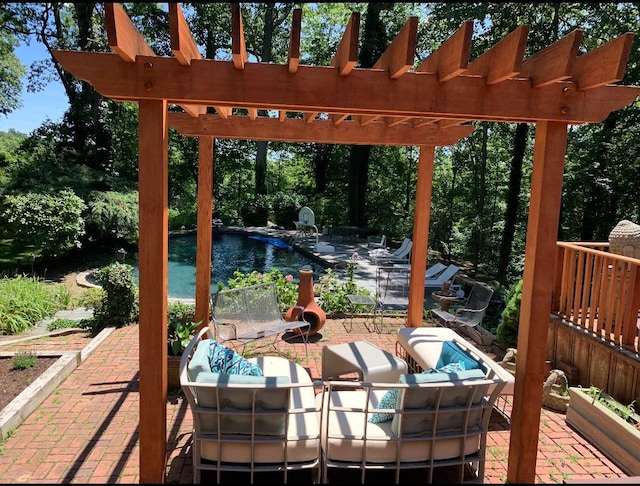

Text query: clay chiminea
(285, 269), (326, 336)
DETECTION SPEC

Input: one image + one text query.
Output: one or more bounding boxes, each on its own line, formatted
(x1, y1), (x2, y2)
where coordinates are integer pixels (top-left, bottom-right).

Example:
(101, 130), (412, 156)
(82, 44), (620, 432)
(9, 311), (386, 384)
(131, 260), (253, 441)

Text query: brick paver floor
(0, 316), (630, 484)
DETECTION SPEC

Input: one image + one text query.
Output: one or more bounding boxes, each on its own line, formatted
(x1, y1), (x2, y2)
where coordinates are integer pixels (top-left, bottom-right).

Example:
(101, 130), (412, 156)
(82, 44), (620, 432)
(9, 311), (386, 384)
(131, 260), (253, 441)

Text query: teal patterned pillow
(208, 340), (263, 376)
(431, 360), (466, 374)
(368, 388), (398, 423)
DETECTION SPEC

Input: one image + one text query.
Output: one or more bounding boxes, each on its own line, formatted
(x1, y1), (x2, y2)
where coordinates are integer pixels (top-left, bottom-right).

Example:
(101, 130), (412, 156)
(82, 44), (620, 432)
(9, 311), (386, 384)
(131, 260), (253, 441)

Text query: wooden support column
(195, 137), (214, 328)
(137, 100), (169, 483)
(507, 121), (568, 483)
(407, 145), (434, 327)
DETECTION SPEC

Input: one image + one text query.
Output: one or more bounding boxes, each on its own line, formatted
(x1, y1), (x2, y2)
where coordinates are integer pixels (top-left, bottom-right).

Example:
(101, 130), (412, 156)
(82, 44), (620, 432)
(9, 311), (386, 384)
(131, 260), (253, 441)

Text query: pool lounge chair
(369, 238), (412, 264)
(424, 264), (460, 290)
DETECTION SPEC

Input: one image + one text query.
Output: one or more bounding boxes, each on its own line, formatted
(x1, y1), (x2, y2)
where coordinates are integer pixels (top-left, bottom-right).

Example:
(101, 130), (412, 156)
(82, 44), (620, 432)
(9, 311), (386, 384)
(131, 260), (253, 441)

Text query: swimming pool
(132, 232), (327, 299)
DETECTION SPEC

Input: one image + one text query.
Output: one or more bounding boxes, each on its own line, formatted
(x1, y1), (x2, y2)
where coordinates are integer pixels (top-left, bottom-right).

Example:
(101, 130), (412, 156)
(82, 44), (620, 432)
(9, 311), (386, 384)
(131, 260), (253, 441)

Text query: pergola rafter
(52, 3), (640, 484)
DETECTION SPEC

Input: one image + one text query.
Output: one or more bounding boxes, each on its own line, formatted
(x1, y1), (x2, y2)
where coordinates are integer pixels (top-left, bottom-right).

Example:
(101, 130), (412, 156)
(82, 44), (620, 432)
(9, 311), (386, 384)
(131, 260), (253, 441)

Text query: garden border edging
(0, 327), (114, 440)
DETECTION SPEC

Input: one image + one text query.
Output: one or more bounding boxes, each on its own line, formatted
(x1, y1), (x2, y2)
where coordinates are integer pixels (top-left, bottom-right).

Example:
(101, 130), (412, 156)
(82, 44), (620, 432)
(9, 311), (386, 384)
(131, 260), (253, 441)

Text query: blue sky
(0, 39), (68, 135)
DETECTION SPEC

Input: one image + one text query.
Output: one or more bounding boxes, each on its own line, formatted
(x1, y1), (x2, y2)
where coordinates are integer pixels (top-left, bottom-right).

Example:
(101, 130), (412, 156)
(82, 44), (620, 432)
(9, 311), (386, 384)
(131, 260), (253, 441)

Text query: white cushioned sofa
(179, 326), (321, 483)
(318, 326), (512, 483)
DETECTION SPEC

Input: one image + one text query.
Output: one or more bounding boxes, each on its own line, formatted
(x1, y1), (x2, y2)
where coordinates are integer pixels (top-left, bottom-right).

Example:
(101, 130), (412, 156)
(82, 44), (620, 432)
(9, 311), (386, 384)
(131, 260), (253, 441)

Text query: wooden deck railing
(553, 242), (640, 350)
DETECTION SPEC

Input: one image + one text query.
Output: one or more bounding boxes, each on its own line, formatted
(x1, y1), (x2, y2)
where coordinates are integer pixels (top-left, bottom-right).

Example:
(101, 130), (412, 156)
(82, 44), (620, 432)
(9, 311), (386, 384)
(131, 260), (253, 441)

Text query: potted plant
(167, 302), (202, 389)
(566, 385), (640, 475)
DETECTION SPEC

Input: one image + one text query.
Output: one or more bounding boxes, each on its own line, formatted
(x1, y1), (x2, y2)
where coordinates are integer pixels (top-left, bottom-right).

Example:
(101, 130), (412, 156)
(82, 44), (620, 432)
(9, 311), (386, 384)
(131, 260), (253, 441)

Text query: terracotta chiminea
(285, 269), (326, 336)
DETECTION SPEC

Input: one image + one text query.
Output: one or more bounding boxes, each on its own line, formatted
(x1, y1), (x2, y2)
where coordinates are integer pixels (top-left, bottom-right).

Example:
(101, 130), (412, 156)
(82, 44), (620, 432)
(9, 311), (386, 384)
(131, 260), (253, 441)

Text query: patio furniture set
(179, 324), (514, 483)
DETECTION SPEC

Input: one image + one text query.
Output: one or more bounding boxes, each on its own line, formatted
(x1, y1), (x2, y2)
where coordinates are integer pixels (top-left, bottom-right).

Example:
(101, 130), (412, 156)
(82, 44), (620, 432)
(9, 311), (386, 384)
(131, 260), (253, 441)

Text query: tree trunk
(346, 3), (389, 226)
(498, 123), (528, 276)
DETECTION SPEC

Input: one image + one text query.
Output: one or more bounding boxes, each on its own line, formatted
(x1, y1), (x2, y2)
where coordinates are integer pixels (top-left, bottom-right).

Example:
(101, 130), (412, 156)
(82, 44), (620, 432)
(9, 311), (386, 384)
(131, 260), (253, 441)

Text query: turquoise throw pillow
(436, 341), (481, 371)
(368, 388), (398, 423)
(208, 340), (263, 376)
(434, 360), (466, 373)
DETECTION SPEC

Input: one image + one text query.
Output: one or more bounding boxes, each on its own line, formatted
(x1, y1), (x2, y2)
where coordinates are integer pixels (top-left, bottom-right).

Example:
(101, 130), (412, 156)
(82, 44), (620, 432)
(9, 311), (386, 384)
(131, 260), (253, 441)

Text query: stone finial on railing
(608, 219), (640, 259)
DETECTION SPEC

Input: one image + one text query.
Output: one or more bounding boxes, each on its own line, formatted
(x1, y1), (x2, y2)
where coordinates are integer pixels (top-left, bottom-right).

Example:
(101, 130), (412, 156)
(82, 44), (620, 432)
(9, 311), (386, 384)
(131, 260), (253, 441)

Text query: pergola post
(507, 121), (568, 483)
(195, 136), (215, 328)
(137, 100), (169, 483)
(407, 145), (434, 327)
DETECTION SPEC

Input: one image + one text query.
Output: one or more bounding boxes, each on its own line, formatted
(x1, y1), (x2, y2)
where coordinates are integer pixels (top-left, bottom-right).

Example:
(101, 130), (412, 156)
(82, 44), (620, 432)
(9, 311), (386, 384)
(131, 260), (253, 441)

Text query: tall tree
(347, 3), (389, 227)
(0, 4), (26, 117)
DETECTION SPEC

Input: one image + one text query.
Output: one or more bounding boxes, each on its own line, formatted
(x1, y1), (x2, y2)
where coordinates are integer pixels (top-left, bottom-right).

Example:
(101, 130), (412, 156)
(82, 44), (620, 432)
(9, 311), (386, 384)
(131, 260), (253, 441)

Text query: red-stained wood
(407, 146), (434, 327)
(288, 9), (301, 73)
(372, 17), (418, 79)
(137, 100), (168, 484)
(520, 30), (583, 87)
(51, 51), (640, 124)
(507, 121), (568, 483)
(573, 33), (635, 90)
(168, 3), (205, 117)
(104, 3), (155, 62)
(416, 20), (472, 82)
(167, 112), (475, 146)
(330, 12), (360, 76)
(195, 137), (214, 329)
(466, 25), (529, 85)
(169, 3), (201, 65)
(231, 3), (247, 70)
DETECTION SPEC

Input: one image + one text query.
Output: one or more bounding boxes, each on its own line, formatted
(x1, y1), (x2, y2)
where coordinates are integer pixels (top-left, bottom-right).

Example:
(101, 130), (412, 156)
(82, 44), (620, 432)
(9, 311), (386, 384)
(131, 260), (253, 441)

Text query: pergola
(52, 3), (640, 483)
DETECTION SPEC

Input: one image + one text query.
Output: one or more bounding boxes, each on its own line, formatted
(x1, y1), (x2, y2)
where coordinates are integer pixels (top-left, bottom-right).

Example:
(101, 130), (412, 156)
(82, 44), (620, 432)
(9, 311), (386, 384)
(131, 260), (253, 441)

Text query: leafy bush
(271, 192), (305, 229)
(46, 318), (80, 331)
(92, 263), (139, 328)
(0, 275), (71, 335)
(167, 301), (200, 356)
(12, 351), (37, 370)
(84, 191), (139, 245)
(221, 269), (299, 312)
(496, 278), (522, 350)
(1, 190), (86, 257)
(241, 195), (270, 227)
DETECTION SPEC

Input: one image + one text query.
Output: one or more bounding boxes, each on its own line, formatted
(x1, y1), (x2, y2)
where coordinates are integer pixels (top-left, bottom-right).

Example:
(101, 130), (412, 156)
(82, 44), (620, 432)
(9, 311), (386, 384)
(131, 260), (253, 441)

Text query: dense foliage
(0, 275), (71, 334)
(92, 263), (139, 328)
(0, 2), (638, 305)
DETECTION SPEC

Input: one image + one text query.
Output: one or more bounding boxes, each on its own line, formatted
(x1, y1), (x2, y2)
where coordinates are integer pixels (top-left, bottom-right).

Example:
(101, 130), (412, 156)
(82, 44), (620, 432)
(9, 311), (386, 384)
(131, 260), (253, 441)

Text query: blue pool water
(132, 233), (326, 299)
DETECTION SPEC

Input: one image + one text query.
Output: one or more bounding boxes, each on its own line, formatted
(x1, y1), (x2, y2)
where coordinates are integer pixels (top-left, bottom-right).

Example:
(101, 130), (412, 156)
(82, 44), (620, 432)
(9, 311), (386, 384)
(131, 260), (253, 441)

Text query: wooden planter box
(566, 387), (640, 476)
(168, 355), (182, 390)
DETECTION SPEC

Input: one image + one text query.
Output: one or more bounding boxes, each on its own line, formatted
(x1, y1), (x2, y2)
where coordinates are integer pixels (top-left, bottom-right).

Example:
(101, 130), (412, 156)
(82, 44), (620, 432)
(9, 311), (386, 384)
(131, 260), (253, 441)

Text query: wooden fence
(553, 242), (640, 351)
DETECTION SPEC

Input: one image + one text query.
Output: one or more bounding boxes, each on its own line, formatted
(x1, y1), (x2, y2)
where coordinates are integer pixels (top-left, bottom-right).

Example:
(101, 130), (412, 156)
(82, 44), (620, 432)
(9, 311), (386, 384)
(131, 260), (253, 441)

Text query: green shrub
(167, 302), (200, 356)
(0, 275), (71, 335)
(0, 190), (86, 257)
(92, 263), (139, 328)
(46, 318), (80, 331)
(241, 195), (270, 227)
(271, 192), (304, 229)
(496, 278), (522, 350)
(84, 191), (139, 245)
(222, 269), (299, 312)
(12, 351), (37, 370)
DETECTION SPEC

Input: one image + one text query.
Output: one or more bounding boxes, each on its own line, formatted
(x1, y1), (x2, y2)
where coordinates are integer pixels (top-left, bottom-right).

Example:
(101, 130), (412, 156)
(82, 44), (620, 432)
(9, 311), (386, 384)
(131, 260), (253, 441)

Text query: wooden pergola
(53, 3), (640, 483)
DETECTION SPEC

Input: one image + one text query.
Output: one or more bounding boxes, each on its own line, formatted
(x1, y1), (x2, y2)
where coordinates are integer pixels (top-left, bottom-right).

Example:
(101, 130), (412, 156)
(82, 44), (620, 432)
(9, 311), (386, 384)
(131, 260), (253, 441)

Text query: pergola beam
(372, 16), (418, 79)
(288, 8), (302, 73)
(231, 3), (247, 70)
(52, 50), (640, 125)
(572, 33), (635, 90)
(415, 20), (472, 82)
(330, 12), (360, 76)
(168, 112), (475, 146)
(104, 3), (155, 62)
(520, 29), (583, 87)
(466, 25), (530, 84)
(168, 3), (205, 116)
